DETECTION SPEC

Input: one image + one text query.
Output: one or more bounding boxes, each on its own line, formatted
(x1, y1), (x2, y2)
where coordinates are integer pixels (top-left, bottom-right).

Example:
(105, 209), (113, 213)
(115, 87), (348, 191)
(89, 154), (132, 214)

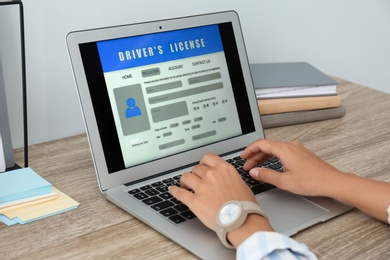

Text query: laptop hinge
(124, 161), (199, 187)
(124, 147), (245, 187)
(219, 147), (244, 158)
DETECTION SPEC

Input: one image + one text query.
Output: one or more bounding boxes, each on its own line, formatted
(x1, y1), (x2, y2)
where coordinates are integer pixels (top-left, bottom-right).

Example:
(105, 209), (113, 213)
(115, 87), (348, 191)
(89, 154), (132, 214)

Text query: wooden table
(1, 78), (390, 259)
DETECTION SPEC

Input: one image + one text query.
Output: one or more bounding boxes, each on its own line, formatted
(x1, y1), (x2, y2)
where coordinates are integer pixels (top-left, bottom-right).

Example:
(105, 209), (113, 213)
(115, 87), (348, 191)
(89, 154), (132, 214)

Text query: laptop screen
(78, 22), (255, 173)
(67, 11), (265, 190)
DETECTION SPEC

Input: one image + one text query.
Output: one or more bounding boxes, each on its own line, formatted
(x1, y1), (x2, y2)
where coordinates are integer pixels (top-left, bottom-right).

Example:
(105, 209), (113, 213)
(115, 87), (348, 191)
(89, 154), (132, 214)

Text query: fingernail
(249, 169), (259, 178)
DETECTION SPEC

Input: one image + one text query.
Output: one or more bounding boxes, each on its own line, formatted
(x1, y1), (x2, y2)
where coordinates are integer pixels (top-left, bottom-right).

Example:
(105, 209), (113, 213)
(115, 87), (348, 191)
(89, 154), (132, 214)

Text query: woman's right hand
(240, 139), (344, 197)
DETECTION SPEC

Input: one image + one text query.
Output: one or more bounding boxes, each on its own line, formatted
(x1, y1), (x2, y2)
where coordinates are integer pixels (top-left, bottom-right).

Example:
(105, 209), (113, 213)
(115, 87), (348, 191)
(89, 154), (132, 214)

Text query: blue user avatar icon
(126, 97), (142, 118)
(114, 84), (150, 136)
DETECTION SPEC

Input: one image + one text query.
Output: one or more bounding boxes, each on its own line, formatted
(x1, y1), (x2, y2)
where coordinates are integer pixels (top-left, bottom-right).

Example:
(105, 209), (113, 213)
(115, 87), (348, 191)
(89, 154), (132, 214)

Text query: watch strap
(216, 201), (267, 249)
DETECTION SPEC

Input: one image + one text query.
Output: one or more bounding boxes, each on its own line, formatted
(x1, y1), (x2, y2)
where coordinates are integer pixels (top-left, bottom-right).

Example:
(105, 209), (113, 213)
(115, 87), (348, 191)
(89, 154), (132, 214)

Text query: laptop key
(162, 178), (175, 184)
(173, 175), (181, 181)
(268, 164), (281, 170)
(241, 173), (251, 180)
(174, 204), (189, 212)
(251, 184), (271, 195)
(181, 210), (196, 220)
(145, 189), (159, 196)
(151, 201), (174, 211)
(151, 181), (163, 187)
(246, 179), (259, 187)
(159, 192), (173, 200)
(236, 168), (246, 175)
(128, 189), (141, 195)
(260, 161), (271, 167)
(155, 185), (169, 193)
(170, 182), (181, 187)
(169, 214), (186, 224)
(142, 196), (163, 205)
(160, 208), (178, 217)
(133, 192), (148, 200)
(234, 160), (245, 166)
(229, 162), (240, 168)
(170, 198), (182, 205)
(267, 157), (279, 163)
(140, 184), (152, 191)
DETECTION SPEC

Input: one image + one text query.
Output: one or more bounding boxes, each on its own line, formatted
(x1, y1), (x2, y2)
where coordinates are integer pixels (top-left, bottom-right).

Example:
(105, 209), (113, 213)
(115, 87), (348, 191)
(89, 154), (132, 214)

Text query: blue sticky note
(0, 214), (18, 226)
(0, 167), (52, 203)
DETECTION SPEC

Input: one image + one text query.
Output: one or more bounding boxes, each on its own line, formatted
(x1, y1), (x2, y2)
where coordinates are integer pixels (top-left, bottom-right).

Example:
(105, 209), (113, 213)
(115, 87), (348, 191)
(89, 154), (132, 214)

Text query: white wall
(2, 0), (390, 147)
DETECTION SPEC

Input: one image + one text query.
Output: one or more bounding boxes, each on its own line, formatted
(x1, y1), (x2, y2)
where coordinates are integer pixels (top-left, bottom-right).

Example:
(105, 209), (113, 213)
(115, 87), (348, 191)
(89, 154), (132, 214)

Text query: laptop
(66, 11), (352, 259)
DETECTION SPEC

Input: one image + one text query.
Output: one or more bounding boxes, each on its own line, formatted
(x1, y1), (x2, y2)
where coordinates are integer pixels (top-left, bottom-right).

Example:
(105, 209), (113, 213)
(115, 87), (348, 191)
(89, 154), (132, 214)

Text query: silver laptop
(66, 11), (352, 259)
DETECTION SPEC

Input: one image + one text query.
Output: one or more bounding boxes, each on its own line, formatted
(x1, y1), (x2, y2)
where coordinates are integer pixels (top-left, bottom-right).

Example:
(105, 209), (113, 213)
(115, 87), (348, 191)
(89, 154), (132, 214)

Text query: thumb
(249, 167), (281, 187)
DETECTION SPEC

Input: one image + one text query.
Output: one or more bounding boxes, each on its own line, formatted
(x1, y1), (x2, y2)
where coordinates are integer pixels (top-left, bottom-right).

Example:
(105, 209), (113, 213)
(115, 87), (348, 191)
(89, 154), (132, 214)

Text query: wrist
(323, 171), (357, 200)
(227, 213), (274, 248)
(216, 201), (272, 249)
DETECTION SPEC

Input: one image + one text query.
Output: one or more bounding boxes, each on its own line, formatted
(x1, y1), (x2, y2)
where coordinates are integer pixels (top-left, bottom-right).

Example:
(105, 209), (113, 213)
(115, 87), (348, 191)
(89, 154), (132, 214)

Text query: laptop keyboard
(128, 156), (283, 225)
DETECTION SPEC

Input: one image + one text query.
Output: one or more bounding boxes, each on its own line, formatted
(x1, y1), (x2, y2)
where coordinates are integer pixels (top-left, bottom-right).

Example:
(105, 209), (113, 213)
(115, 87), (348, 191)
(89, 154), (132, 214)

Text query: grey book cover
(250, 62), (338, 88)
(261, 106), (346, 129)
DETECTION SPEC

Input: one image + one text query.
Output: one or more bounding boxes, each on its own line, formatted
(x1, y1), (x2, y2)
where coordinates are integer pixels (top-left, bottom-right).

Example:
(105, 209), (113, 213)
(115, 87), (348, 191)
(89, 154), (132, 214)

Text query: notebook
(66, 11), (352, 259)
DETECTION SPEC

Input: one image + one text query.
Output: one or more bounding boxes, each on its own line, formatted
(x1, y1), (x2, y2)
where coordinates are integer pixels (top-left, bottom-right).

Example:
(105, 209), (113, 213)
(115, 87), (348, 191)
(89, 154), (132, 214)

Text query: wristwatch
(216, 200), (267, 249)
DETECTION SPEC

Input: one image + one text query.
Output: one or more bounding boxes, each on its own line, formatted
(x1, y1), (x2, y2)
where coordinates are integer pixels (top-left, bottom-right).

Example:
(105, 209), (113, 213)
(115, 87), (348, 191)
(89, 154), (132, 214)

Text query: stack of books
(0, 167), (79, 225)
(251, 62), (345, 128)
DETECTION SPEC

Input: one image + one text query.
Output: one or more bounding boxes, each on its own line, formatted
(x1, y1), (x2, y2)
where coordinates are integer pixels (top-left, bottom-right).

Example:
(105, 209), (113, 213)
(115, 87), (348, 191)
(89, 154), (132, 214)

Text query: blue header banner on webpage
(96, 25), (224, 73)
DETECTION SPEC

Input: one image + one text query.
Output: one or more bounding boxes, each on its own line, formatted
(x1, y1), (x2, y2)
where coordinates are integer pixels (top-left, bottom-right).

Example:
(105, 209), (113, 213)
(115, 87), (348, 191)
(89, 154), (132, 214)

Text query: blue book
(0, 167), (52, 203)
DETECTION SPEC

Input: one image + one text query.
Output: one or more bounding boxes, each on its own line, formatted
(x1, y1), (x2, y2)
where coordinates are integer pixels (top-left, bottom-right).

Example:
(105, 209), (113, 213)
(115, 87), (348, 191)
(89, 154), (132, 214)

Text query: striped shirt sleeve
(237, 231), (317, 260)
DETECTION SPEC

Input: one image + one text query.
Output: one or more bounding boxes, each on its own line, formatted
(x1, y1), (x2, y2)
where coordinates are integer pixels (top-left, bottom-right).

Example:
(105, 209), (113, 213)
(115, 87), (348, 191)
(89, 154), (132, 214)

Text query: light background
(1, 0), (389, 147)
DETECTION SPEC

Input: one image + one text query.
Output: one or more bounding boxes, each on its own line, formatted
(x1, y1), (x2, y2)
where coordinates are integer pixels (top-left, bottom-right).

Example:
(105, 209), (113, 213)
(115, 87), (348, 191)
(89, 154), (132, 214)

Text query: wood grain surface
(1, 78), (390, 259)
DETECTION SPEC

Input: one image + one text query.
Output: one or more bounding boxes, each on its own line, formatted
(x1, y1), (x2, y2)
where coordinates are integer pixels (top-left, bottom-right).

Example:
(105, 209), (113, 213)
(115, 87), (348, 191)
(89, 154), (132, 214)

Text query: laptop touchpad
(258, 191), (329, 234)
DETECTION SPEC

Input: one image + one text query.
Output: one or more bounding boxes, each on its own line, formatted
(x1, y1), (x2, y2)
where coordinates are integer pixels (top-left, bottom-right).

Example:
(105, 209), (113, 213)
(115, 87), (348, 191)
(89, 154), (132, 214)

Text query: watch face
(219, 202), (241, 225)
